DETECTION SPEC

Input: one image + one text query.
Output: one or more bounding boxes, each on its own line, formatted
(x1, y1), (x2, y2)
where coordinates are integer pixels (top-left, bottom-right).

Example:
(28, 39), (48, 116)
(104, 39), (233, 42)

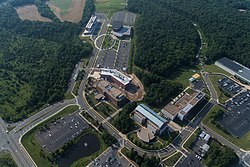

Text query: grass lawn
(0, 152), (18, 167)
(183, 128), (201, 151)
(95, 0), (126, 18)
(86, 93), (99, 107)
(21, 105), (79, 167)
(49, 0), (72, 16)
(163, 152), (182, 166)
(72, 80), (81, 96)
(209, 75), (231, 103)
(204, 64), (231, 76)
(172, 68), (199, 88)
(102, 35), (114, 49)
(94, 102), (116, 118)
(202, 105), (250, 150)
(64, 92), (74, 100)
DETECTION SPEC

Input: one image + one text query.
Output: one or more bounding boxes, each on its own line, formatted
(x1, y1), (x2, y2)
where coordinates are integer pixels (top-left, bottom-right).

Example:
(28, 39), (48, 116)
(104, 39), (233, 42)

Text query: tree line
(0, 0), (95, 122)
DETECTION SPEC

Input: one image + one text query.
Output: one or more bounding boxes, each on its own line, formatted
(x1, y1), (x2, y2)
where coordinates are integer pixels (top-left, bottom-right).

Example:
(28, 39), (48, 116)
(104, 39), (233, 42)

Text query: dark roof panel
(217, 57), (243, 72)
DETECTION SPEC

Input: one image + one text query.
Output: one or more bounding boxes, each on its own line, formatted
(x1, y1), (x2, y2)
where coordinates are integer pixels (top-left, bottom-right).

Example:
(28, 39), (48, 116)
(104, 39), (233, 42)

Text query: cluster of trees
(135, 69), (182, 108)
(128, 0), (250, 67)
(204, 140), (239, 167)
(101, 130), (117, 146)
(123, 148), (160, 167)
(127, 0), (250, 108)
(113, 102), (137, 133)
(0, 0), (94, 122)
(0, 152), (17, 167)
(127, 0), (199, 78)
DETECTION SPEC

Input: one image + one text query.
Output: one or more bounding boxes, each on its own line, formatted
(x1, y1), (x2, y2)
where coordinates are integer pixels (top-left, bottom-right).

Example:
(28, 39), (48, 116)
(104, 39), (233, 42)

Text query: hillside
(0, 0), (94, 122)
(127, 0), (250, 108)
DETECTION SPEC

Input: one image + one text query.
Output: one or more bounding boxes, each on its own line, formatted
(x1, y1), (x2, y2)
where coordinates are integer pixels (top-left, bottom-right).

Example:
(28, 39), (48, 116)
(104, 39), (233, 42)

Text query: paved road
(0, 99), (77, 167)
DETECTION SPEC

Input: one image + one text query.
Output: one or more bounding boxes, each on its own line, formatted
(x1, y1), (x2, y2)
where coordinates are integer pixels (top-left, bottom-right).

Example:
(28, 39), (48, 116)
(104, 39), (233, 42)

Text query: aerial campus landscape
(0, 0), (250, 167)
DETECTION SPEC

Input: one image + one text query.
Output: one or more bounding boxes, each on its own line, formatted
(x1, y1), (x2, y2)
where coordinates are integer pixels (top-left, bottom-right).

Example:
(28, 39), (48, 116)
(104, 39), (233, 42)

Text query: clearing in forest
(15, 5), (52, 22)
(47, 0), (86, 22)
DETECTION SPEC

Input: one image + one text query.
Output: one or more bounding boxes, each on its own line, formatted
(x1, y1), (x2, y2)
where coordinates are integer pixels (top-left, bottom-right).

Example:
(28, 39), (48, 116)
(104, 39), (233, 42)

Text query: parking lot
(176, 131), (211, 167)
(218, 77), (243, 95)
(192, 79), (206, 91)
(36, 113), (89, 153)
(112, 11), (136, 26)
(89, 146), (132, 167)
(96, 40), (130, 71)
(220, 90), (250, 137)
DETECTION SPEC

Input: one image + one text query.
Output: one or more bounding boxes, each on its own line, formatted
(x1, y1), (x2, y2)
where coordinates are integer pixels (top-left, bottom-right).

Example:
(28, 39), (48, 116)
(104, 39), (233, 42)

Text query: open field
(209, 75), (230, 103)
(15, 5), (52, 22)
(203, 105), (250, 150)
(95, 0), (126, 18)
(48, 0), (86, 22)
(204, 64), (231, 76)
(172, 68), (199, 88)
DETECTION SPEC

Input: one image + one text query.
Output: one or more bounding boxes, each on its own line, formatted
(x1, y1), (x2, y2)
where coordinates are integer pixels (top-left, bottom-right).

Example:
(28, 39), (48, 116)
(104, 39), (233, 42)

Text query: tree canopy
(0, 0), (94, 122)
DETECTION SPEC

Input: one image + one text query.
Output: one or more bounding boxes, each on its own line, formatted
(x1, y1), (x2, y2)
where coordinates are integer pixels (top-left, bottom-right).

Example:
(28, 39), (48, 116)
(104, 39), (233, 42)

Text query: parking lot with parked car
(89, 146), (132, 167)
(220, 90), (250, 137)
(36, 112), (89, 153)
(218, 77), (243, 95)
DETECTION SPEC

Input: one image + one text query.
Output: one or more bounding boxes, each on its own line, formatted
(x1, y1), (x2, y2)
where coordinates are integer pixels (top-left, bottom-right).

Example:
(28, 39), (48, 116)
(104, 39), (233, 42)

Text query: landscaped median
(202, 105), (250, 150)
(163, 151), (182, 167)
(183, 128), (201, 151)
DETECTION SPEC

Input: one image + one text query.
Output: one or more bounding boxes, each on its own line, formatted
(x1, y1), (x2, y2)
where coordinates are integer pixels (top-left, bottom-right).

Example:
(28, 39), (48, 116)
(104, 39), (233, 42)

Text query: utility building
(215, 57), (250, 85)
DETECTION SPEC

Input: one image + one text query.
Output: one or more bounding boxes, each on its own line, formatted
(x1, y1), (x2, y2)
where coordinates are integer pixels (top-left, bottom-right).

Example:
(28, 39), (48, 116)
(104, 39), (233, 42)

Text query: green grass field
(94, 102), (116, 118)
(163, 152), (182, 166)
(204, 64), (231, 76)
(209, 75), (231, 103)
(172, 68), (199, 88)
(49, 0), (72, 16)
(95, 0), (126, 18)
(203, 105), (250, 150)
(21, 105), (79, 167)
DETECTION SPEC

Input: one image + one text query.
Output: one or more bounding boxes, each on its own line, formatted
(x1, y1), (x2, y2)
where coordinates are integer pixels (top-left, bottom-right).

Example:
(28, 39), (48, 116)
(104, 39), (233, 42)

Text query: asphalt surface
(36, 112), (88, 153)
(89, 147), (131, 167)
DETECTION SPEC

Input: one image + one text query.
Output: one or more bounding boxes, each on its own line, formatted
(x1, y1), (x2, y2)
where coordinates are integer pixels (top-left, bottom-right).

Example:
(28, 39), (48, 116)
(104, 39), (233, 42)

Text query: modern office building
(215, 57), (250, 84)
(111, 21), (131, 38)
(83, 15), (97, 35)
(96, 80), (128, 107)
(133, 104), (167, 136)
(100, 68), (132, 90)
(161, 88), (205, 121)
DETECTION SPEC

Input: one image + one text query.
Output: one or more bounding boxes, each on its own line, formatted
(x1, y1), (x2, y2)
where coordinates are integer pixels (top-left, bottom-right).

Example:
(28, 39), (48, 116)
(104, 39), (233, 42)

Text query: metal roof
(216, 57), (243, 72)
(236, 68), (250, 83)
(135, 104), (167, 128)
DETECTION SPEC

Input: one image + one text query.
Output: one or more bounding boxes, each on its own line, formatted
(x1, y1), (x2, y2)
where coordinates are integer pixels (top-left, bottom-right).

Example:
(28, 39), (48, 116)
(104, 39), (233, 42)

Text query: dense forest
(0, 0), (95, 122)
(204, 140), (239, 167)
(127, 0), (250, 108)
(128, 0), (250, 67)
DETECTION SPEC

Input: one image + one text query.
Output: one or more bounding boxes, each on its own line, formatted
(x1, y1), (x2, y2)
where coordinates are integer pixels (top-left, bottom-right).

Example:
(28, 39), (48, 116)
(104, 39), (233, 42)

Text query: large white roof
(100, 68), (132, 85)
(135, 104), (167, 128)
